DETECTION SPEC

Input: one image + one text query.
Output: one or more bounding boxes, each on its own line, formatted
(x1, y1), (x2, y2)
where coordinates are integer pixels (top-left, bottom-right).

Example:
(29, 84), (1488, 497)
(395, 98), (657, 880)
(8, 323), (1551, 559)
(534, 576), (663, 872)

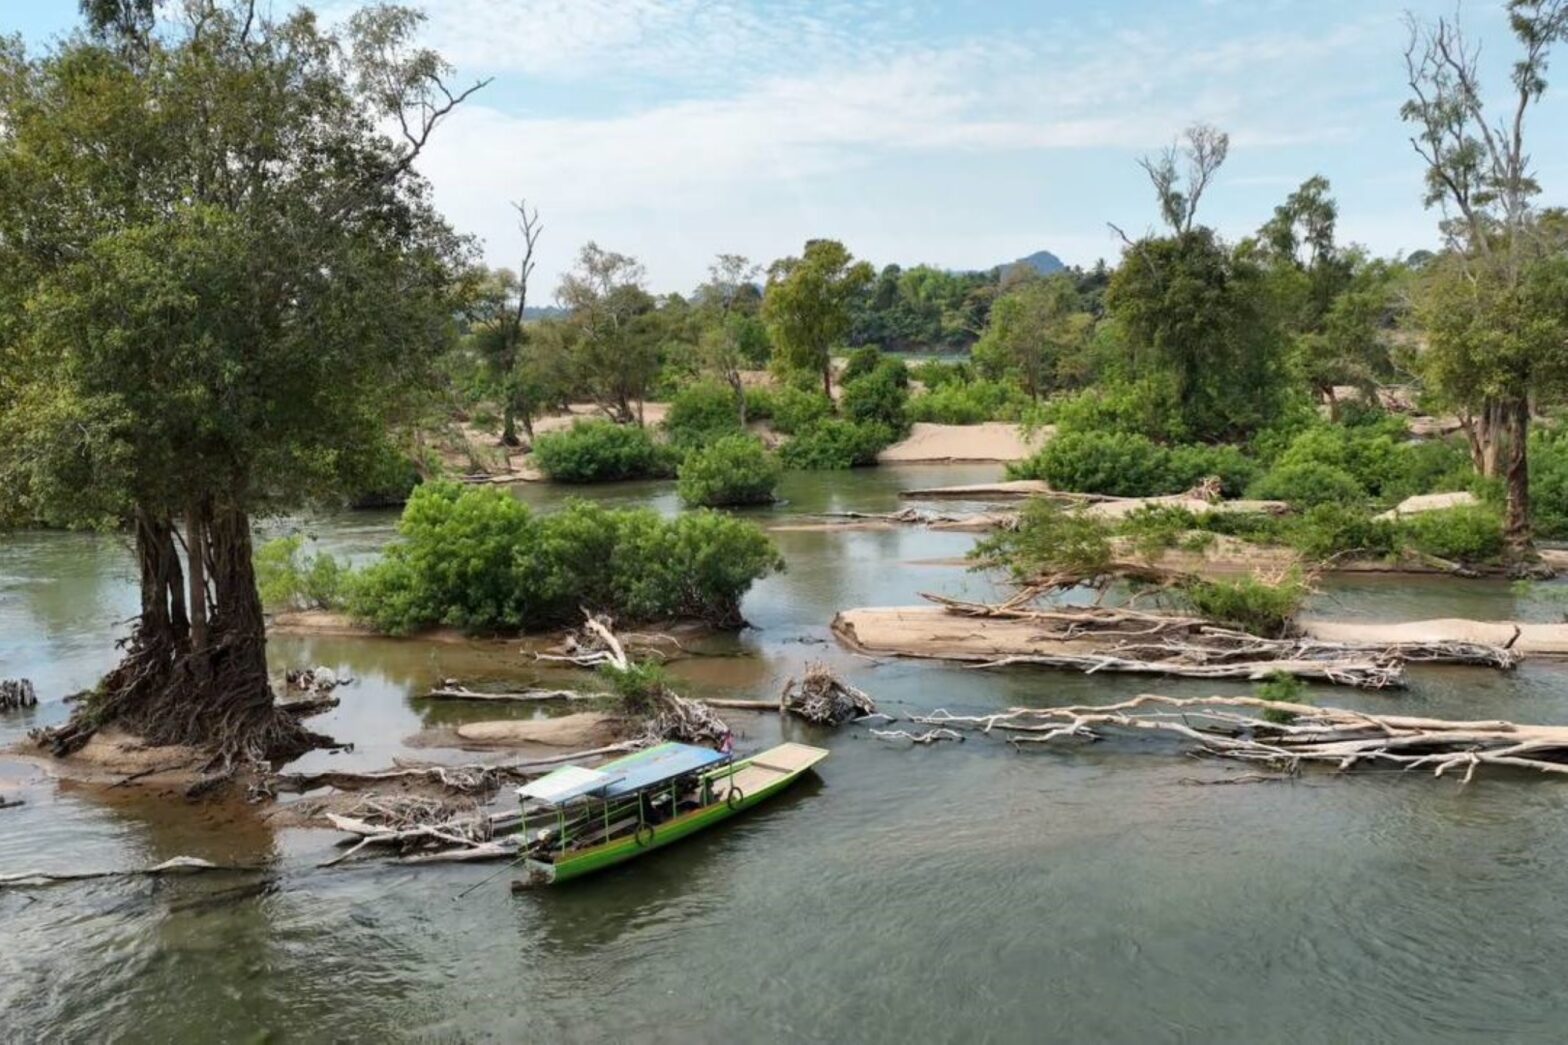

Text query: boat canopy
(516, 764), (620, 805)
(597, 742), (728, 799)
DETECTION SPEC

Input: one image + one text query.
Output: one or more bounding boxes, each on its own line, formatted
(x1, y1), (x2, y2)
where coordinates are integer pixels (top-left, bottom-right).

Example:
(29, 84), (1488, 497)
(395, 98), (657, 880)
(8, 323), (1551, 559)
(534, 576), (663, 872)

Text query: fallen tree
(831, 596), (1520, 689)
(910, 693), (1568, 784)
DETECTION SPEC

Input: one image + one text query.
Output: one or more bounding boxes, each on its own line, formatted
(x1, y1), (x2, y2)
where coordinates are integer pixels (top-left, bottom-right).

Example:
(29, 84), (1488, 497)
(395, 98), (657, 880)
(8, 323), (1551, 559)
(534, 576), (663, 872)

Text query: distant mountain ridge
(1004, 249), (1066, 276)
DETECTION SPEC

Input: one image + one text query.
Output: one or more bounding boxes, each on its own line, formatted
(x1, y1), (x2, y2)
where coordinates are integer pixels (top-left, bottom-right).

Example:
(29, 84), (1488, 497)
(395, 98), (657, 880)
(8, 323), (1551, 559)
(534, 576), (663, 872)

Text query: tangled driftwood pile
(832, 595), (1520, 689)
(781, 661), (878, 724)
(913, 693), (1568, 783)
(1, 679), (38, 711)
(320, 795), (523, 866)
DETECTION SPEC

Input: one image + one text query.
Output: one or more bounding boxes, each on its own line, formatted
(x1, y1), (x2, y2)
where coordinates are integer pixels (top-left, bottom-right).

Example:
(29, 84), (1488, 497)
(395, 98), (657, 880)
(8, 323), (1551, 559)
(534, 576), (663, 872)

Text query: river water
(4, 465), (1568, 1042)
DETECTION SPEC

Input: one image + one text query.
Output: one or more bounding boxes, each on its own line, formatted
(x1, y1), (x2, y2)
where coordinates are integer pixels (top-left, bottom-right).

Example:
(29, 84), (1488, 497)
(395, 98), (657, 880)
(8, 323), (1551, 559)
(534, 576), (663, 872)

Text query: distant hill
(522, 305), (566, 321)
(1002, 250), (1066, 277)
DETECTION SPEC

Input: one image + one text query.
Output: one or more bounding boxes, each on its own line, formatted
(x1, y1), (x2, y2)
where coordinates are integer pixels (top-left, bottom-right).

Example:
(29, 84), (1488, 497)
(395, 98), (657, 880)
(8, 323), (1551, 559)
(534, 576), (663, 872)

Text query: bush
(1248, 460), (1365, 508)
(840, 359), (910, 431)
(1046, 378), (1189, 442)
(677, 435), (782, 507)
(1531, 428), (1568, 540)
(970, 499), (1112, 583)
(532, 420), (676, 482)
(1180, 570), (1307, 638)
(906, 379), (1028, 425)
(841, 346), (887, 384)
(743, 386), (776, 421)
(664, 381), (742, 450)
(769, 387), (834, 434)
(779, 419), (895, 469)
(1120, 505), (1201, 560)
(255, 535), (346, 611)
(1286, 503), (1398, 560)
(1255, 670), (1308, 723)
(1166, 444), (1259, 498)
(348, 484), (784, 634)
(1397, 505), (1505, 563)
(910, 360), (971, 388)
(1008, 431), (1172, 496)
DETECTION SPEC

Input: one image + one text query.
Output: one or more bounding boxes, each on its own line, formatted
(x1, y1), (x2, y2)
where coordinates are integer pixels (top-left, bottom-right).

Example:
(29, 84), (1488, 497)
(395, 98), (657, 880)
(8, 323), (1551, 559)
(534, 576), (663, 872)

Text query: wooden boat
(514, 740), (828, 886)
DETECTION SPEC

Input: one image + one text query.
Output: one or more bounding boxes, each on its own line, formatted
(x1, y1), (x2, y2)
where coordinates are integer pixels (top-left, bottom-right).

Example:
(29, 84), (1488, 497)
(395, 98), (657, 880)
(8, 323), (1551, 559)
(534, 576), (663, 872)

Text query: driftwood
(319, 797), (524, 867)
(913, 694), (1568, 783)
(870, 728), (964, 745)
(780, 662), (878, 724)
(0, 856), (250, 889)
(1, 679), (38, 711)
(423, 684), (600, 704)
(827, 596), (1521, 689)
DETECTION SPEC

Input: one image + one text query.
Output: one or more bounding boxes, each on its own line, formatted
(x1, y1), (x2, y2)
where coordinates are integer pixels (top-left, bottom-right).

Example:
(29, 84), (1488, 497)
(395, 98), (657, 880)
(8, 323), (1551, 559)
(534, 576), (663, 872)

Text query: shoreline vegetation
(4, 0), (1568, 815)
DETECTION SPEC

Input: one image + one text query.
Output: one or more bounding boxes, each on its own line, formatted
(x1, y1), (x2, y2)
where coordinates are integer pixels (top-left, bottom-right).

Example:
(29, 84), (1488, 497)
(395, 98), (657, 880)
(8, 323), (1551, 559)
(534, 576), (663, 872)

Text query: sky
(7, 1), (1568, 295)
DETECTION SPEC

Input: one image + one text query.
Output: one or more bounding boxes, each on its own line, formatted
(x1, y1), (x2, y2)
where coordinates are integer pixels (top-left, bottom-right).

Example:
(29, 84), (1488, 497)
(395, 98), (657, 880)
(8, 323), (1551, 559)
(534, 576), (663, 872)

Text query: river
(4, 465), (1568, 1042)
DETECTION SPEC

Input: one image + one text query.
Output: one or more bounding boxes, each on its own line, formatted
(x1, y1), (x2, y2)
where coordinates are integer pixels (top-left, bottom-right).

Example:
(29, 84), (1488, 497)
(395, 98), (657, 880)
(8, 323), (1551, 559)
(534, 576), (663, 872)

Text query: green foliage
(779, 419), (895, 469)
(768, 387), (834, 434)
(971, 275), (1092, 400)
(1286, 503), (1398, 560)
(1179, 570), (1307, 638)
(969, 499), (1112, 583)
(531, 421), (676, 482)
(677, 435), (781, 507)
(1254, 671), (1308, 723)
(599, 660), (671, 714)
(763, 239), (875, 394)
(1008, 432), (1257, 498)
(664, 381), (742, 451)
(1120, 505), (1201, 560)
(910, 360), (971, 388)
(255, 536), (346, 611)
(839, 358), (910, 431)
(1105, 228), (1290, 441)
(1397, 505), (1505, 563)
(849, 263), (994, 350)
(1247, 461), (1366, 508)
(742, 386), (777, 421)
(1531, 427), (1568, 539)
(1046, 378), (1190, 443)
(906, 379), (1028, 424)
(348, 484), (784, 634)
(1008, 431), (1171, 496)
(841, 346), (888, 384)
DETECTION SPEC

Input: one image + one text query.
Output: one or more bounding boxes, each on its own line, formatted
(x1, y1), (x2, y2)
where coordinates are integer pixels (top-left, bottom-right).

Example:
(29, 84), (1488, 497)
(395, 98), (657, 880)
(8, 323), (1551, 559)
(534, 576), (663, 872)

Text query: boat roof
(516, 764), (619, 804)
(597, 742), (727, 799)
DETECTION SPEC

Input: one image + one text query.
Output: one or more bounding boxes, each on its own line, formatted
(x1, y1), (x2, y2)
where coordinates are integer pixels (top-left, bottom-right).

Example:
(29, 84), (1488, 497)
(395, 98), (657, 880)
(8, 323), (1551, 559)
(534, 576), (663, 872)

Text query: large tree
(763, 239), (873, 397)
(0, 1), (477, 767)
(556, 242), (658, 424)
(469, 201), (543, 444)
(972, 275), (1092, 401)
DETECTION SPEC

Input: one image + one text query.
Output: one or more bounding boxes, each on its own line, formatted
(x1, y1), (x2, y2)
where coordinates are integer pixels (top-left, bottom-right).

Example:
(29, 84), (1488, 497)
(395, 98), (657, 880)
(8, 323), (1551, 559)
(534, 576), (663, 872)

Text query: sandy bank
(450, 712), (623, 749)
(1302, 619), (1568, 656)
(878, 422), (1051, 463)
(8, 727), (209, 787)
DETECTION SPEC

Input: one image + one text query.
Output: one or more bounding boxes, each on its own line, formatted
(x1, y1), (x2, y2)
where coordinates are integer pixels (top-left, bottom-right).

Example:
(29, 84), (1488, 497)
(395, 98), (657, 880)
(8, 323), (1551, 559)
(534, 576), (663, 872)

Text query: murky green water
(5, 466), (1568, 1042)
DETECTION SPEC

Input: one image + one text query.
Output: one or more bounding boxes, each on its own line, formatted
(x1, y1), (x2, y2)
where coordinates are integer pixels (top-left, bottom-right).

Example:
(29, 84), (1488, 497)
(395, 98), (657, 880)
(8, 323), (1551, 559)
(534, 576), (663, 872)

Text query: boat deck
(715, 742), (829, 795)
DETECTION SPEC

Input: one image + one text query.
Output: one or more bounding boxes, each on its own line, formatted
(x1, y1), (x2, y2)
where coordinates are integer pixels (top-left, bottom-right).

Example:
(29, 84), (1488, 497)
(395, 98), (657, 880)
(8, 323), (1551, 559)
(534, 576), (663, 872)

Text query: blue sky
(7, 1), (1568, 294)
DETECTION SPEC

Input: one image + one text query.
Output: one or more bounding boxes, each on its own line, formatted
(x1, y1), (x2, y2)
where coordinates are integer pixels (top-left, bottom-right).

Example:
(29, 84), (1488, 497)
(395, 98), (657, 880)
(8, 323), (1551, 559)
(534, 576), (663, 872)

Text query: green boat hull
(523, 756), (814, 886)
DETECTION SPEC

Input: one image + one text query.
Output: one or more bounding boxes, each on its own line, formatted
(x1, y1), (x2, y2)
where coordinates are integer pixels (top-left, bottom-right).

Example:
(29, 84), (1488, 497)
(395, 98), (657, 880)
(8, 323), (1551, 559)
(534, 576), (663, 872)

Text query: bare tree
(1137, 123), (1230, 234)
(497, 199), (542, 444)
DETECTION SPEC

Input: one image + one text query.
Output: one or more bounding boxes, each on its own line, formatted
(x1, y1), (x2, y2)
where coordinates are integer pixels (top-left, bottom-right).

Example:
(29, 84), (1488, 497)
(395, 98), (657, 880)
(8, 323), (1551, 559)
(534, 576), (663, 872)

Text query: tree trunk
(729, 371), (747, 426)
(501, 404), (519, 447)
(1466, 400), (1506, 477)
(186, 507), (207, 652)
(1502, 396), (1537, 569)
(822, 359), (833, 399)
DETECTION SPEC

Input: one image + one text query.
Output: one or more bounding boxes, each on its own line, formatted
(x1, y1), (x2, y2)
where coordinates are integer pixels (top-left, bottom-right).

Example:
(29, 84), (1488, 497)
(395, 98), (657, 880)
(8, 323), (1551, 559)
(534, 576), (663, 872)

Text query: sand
(877, 422), (1052, 463)
(1302, 619), (1568, 656)
(1375, 491), (1478, 520)
(453, 712), (621, 748)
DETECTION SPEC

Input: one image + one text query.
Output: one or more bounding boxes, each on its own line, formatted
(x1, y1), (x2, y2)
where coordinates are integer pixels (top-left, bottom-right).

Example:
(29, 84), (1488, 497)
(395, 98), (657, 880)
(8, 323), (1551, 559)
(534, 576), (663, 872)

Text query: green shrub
(1397, 505), (1505, 563)
(1166, 444), (1259, 498)
(598, 659), (670, 714)
(677, 435), (781, 507)
(347, 484), (784, 634)
(743, 386), (776, 421)
(1120, 505), (1201, 560)
(1008, 431), (1172, 496)
(769, 387), (834, 434)
(1255, 670), (1308, 723)
(1046, 378), (1189, 442)
(255, 535), (347, 611)
(970, 499), (1112, 583)
(1179, 570), (1307, 638)
(841, 346), (887, 384)
(1287, 503), (1398, 560)
(664, 381), (742, 450)
(532, 420), (676, 482)
(779, 419), (895, 469)
(1248, 461), (1366, 508)
(906, 379), (1028, 424)
(1531, 428), (1568, 540)
(910, 360), (971, 388)
(840, 360), (910, 431)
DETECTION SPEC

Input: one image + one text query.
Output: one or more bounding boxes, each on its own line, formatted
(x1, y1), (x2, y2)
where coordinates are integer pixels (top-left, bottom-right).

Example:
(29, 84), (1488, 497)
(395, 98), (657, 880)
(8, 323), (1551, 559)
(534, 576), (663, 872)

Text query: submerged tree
(763, 239), (874, 397)
(1401, 0), (1568, 564)
(0, 2), (479, 767)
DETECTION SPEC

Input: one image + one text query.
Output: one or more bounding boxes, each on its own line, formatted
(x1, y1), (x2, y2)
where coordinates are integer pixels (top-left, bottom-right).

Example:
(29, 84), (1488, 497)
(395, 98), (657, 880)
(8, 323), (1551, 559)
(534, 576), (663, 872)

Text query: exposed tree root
(912, 694), (1568, 783)
(1, 679), (38, 711)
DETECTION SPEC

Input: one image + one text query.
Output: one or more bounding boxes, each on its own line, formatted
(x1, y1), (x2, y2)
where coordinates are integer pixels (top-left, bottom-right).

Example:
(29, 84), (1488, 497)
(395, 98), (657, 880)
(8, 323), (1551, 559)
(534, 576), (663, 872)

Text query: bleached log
(423, 685), (599, 703)
(0, 856), (241, 888)
(870, 728), (964, 745)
